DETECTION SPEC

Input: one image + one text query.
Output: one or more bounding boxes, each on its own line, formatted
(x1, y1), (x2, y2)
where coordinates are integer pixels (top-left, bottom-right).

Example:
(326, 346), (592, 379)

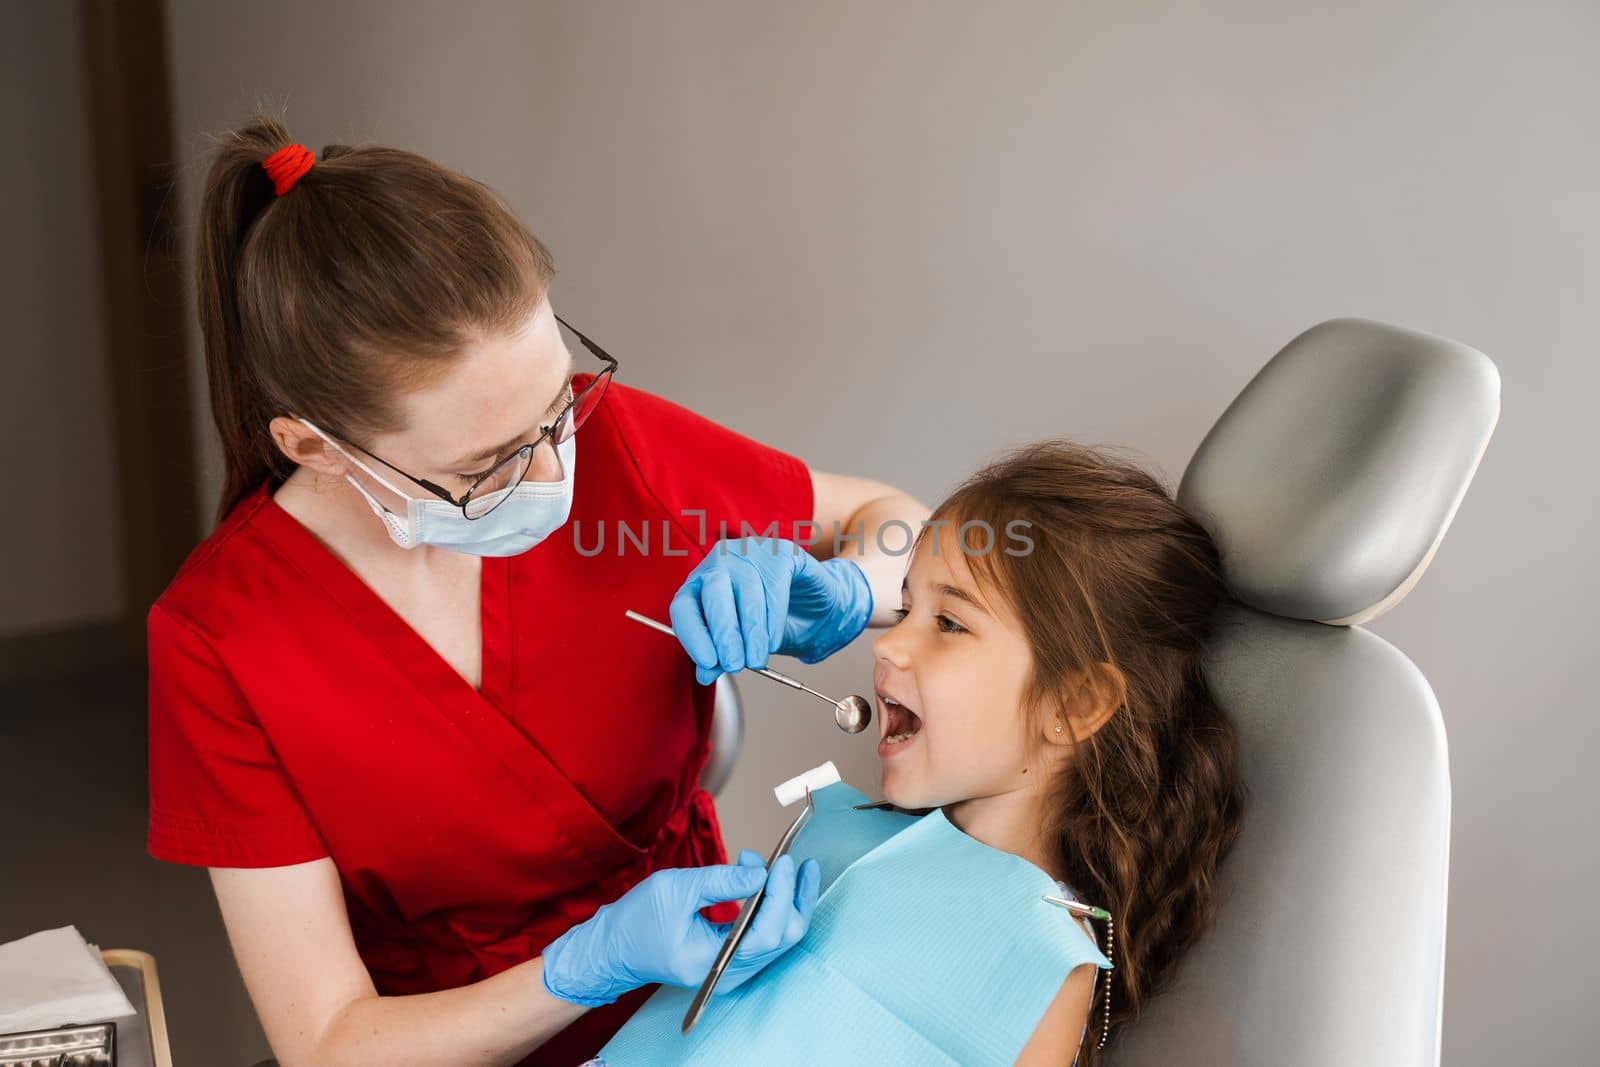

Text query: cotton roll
(773, 761), (841, 807)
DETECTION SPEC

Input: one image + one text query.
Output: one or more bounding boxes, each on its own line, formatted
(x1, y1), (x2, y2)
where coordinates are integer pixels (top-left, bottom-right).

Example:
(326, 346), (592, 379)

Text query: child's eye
(890, 607), (966, 634)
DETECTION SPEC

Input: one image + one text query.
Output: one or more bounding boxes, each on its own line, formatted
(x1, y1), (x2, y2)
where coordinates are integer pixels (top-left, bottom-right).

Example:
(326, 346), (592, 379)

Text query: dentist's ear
(269, 415), (348, 479)
(1045, 661), (1126, 747)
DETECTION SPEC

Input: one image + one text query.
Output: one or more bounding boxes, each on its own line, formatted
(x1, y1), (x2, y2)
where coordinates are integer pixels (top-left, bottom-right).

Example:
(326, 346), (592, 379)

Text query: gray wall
(165, 2), (1597, 1063)
(1, 0), (123, 639)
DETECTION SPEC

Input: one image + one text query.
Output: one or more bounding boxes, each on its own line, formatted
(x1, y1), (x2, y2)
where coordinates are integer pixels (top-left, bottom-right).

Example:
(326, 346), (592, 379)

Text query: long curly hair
(931, 439), (1246, 1064)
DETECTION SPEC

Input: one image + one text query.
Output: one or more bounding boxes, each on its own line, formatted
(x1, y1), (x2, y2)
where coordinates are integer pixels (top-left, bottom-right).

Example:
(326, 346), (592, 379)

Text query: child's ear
(1046, 662), (1126, 746)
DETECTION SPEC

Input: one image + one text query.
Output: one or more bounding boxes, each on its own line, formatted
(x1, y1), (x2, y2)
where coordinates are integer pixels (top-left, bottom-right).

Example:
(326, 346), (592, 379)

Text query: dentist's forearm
(212, 862), (590, 1067)
(830, 492), (931, 626)
(299, 958), (585, 1067)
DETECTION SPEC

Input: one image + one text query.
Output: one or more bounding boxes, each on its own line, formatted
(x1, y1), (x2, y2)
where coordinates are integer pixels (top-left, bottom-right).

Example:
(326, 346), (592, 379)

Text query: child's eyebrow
(902, 577), (991, 616)
(936, 583), (989, 614)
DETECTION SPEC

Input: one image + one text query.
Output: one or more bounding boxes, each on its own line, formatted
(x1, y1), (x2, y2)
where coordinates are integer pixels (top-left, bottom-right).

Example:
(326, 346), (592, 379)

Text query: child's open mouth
(877, 696), (923, 758)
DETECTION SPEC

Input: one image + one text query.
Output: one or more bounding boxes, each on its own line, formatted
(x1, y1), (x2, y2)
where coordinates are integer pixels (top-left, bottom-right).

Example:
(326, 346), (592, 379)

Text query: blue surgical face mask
(299, 419), (577, 558)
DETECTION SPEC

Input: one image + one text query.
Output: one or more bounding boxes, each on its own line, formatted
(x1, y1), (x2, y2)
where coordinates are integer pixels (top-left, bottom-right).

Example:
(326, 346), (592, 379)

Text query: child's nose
(871, 619), (911, 668)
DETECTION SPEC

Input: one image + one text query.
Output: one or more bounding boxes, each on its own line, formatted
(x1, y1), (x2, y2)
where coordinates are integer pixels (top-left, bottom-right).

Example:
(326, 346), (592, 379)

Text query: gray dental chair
(700, 675), (744, 798)
(1112, 317), (1498, 1066)
(702, 316), (1499, 1067)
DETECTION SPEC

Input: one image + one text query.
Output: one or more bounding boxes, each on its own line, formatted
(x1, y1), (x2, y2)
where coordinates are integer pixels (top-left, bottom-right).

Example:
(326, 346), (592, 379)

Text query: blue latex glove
(670, 536), (874, 685)
(541, 851), (822, 1007)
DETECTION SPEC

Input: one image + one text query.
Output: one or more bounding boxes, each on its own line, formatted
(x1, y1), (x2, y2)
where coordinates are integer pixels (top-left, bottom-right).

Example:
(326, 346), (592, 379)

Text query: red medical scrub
(146, 376), (814, 1065)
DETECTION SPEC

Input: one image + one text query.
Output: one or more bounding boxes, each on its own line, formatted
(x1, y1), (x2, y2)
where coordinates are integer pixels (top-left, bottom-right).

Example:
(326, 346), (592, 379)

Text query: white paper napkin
(0, 926), (136, 1035)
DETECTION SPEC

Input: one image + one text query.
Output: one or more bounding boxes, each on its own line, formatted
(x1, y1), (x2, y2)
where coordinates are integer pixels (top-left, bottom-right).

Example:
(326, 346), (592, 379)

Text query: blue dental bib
(598, 781), (1111, 1065)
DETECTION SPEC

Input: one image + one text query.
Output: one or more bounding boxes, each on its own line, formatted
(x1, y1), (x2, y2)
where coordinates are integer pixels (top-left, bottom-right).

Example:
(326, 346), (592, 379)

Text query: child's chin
(880, 769), (929, 811)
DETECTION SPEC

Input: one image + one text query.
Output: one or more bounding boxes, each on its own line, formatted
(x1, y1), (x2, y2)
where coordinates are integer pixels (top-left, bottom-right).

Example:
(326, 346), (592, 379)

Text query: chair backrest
(699, 673), (744, 797)
(1113, 318), (1499, 1066)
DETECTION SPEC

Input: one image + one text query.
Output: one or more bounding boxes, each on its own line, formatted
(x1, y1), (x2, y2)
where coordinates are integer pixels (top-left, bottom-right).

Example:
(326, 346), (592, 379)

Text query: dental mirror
(625, 610), (873, 734)
(833, 694), (872, 734)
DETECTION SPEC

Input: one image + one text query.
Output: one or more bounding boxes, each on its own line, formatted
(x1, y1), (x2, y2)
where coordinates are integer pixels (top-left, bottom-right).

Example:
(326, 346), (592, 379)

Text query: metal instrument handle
(623, 610), (837, 704)
(681, 791), (816, 1033)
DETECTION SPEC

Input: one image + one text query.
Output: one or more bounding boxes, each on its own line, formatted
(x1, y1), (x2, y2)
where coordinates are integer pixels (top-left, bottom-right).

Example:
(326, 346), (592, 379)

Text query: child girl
(588, 438), (1246, 1065)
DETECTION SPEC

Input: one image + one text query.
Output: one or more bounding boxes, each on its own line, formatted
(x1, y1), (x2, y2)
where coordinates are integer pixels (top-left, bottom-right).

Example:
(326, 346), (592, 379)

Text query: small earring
(1055, 724), (1063, 734)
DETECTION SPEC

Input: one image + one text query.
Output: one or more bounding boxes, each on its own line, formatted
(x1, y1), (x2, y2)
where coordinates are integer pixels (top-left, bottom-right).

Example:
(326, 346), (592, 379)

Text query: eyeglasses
(339, 314), (617, 519)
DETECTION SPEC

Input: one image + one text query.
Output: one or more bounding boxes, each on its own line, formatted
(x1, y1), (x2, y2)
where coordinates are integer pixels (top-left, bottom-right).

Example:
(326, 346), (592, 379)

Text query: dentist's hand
(670, 536), (874, 685)
(540, 852), (821, 1007)
(708, 850), (822, 991)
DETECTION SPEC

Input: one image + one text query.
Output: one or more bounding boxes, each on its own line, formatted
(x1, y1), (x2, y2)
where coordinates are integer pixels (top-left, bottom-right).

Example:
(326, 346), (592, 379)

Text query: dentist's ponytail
(193, 110), (556, 522)
(195, 118), (293, 521)
(931, 440), (1246, 1066)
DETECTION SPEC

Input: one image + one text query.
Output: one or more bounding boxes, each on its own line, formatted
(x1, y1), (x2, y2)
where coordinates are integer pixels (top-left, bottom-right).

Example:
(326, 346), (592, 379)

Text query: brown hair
(932, 439), (1245, 1064)
(195, 111), (556, 521)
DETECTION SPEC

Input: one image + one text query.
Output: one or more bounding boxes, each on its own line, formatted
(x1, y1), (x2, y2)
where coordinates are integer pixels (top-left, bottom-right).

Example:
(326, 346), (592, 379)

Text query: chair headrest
(1178, 318), (1499, 626)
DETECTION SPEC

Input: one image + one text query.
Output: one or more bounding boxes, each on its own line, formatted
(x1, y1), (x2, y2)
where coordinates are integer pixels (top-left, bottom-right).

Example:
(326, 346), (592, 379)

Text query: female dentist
(147, 119), (927, 1067)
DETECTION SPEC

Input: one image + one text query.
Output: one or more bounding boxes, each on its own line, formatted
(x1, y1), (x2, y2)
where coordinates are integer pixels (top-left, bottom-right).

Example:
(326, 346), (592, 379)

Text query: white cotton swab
(774, 761), (842, 807)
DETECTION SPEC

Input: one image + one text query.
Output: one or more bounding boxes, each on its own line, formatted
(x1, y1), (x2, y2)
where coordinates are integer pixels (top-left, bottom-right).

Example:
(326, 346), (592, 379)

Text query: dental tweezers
(681, 787), (818, 1034)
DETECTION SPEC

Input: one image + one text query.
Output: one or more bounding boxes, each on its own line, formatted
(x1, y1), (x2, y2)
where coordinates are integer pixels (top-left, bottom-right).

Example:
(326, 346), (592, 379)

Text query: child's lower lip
(877, 729), (920, 759)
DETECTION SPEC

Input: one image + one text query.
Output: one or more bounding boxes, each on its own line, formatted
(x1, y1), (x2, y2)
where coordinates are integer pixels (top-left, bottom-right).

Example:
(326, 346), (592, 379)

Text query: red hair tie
(262, 143), (314, 196)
